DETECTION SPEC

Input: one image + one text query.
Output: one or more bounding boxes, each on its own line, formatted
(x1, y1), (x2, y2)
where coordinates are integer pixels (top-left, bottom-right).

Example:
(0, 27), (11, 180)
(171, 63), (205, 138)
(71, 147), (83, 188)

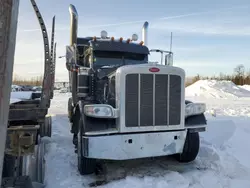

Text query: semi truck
(65, 4), (207, 175)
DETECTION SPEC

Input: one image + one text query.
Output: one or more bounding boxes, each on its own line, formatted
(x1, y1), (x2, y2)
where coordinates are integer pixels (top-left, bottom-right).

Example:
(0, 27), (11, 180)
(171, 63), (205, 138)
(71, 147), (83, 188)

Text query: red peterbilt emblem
(149, 67), (160, 72)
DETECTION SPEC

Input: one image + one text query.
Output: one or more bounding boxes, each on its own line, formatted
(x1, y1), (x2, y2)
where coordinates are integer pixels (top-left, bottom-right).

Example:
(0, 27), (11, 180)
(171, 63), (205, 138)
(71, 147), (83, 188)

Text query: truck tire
(22, 136), (45, 184)
(40, 116), (52, 138)
(2, 154), (23, 178)
(77, 115), (96, 175)
(68, 97), (73, 123)
(174, 131), (200, 163)
(1, 176), (33, 188)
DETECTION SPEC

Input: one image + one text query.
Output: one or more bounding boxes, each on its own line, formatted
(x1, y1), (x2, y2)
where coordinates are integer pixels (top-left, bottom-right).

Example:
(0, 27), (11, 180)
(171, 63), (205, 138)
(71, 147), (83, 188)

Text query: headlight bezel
(185, 103), (206, 118)
(84, 104), (118, 118)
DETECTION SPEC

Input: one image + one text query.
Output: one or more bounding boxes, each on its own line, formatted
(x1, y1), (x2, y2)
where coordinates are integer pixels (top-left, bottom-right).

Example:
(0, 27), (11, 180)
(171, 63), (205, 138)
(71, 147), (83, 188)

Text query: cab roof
(77, 37), (149, 54)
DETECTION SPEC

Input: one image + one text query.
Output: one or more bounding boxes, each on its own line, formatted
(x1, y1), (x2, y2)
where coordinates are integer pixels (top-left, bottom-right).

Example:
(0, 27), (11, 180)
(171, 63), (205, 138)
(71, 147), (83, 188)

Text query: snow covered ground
(43, 80), (250, 188)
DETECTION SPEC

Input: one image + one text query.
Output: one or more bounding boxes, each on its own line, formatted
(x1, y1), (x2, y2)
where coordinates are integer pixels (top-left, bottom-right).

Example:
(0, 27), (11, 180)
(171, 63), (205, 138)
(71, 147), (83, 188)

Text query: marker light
(111, 36), (114, 41)
(149, 67), (160, 72)
(93, 36), (97, 41)
(101, 30), (108, 38)
(132, 34), (138, 41)
(139, 41), (144, 45)
(119, 37), (123, 42)
(126, 38), (131, 43)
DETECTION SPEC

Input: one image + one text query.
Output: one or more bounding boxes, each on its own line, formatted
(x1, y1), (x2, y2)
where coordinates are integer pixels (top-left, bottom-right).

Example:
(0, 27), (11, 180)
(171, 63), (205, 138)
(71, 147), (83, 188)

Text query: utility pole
(0, 0), (20, 185)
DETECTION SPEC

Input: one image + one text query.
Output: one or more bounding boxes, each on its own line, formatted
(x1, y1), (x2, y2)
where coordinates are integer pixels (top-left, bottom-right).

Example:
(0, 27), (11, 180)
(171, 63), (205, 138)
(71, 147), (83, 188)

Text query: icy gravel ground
(43, 82), (250, 188)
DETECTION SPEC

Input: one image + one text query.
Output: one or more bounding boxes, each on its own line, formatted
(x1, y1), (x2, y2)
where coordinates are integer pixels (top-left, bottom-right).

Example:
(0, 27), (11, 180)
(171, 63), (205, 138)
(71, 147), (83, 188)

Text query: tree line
(12, 74), (43, 86)
(186, 64), (250, 87)
(12, 64), (250, 87)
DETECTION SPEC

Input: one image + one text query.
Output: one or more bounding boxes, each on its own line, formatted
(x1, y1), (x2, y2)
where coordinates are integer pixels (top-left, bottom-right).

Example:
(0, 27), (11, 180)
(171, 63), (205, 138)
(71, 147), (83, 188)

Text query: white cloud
(151, 21), (250, 36)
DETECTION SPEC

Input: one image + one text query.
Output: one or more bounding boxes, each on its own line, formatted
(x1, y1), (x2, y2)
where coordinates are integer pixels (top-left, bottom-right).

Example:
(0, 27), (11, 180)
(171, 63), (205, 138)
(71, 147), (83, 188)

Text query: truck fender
(185, 114), (207, 132)
(71, 102), (83, 134)
(185, 100), (207, 132)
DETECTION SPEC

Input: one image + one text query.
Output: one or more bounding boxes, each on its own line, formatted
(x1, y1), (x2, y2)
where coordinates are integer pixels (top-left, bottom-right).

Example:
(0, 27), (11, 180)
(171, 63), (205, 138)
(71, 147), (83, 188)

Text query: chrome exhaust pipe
(68, 4), (78, 105)
(142, 21), (149, 46)
(69, 4), (78, 45)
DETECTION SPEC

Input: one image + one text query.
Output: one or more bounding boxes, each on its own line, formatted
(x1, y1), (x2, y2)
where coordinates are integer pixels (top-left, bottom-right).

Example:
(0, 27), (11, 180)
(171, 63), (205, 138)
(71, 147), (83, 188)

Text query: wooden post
(0, 0), (20, 184)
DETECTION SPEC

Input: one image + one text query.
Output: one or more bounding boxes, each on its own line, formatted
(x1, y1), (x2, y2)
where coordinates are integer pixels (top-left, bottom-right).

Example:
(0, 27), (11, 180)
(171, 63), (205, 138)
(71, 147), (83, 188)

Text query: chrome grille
(125, 74), (181, 127)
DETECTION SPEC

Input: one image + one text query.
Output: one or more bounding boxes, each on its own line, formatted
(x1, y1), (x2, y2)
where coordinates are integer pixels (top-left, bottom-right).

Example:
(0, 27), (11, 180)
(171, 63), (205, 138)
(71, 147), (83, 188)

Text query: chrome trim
(167, 74), (170, 126)
(138, 74), (141, 126)
(85, 129), (119, 136)
(142, 22), (149, 46)
(118, 64), (185, 133)
(153, 74), (155, 126)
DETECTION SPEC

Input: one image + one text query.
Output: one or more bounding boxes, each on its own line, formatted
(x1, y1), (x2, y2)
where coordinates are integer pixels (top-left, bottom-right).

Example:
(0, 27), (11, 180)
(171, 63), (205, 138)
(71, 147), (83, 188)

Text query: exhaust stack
(69, 4), (78, 45)
(68, 4), (78, 106)
(142, 21), (149, 46)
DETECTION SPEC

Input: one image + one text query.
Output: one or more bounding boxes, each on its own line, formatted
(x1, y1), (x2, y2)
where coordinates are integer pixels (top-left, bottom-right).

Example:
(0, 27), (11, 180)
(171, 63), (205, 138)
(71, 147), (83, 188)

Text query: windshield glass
(93, 50), (147, 68)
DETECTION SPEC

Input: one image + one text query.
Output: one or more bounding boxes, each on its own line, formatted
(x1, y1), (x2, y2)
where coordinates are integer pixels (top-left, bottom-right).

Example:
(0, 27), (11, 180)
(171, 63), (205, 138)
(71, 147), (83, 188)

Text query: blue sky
(14, 0), (250, 81)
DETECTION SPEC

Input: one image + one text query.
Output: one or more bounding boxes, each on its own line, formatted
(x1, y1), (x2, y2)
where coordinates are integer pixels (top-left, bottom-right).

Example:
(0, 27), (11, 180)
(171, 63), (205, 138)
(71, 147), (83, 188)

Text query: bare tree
(234, 64), (245, 85)
(234, 64), (245, 77)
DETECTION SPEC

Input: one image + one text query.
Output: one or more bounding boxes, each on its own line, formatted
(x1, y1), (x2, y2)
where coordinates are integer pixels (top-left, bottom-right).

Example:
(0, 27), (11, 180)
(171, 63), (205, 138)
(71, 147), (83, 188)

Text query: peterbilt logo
(149, 67), (160, 72)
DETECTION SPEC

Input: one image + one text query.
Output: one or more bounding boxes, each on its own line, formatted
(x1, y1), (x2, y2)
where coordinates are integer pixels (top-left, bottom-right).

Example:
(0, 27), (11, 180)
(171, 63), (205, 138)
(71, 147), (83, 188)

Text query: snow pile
(10, 98), (22, 104)
(9, 91), (34, 104)
(239, 85), (250, 91)
(10, 91), (33, 100)
(186, 80), (250, 99)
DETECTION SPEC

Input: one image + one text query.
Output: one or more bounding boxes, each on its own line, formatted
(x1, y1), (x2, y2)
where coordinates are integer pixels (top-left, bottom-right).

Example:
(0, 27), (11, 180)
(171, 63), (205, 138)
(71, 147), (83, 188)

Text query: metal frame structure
(0, 0), (56, 187)
(0, 0), (20, 185)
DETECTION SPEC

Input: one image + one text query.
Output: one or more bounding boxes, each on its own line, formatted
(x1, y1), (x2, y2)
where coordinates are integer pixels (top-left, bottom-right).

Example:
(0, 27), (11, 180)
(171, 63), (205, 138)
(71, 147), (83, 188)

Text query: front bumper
(81, 130), (187, 160)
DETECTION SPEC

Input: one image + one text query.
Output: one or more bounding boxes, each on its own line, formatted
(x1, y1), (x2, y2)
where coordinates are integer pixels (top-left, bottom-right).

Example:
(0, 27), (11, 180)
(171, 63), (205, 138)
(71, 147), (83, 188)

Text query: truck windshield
(93, 50), (147, 68)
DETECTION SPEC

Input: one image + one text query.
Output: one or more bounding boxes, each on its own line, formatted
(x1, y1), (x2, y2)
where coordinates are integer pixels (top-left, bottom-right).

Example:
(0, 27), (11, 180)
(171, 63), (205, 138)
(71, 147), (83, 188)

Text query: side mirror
(66, 45), (78, 71)
(165, 53), (173, 66)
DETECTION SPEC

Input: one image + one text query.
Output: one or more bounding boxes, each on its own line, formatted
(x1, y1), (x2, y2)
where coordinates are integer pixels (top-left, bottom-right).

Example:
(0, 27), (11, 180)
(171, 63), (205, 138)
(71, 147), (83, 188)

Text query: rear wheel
(77, 114), (96, 175)
(68, 97), (73, 123)
(174, 131), (200, 163)
(40, 116), (52, 138)
(2, 137), (45, 186)
(22, 136), (45, 184)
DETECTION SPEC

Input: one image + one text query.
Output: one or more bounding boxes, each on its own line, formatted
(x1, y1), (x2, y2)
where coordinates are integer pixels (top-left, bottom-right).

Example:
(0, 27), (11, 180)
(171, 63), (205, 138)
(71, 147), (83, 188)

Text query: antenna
(169, 32), (173, 52)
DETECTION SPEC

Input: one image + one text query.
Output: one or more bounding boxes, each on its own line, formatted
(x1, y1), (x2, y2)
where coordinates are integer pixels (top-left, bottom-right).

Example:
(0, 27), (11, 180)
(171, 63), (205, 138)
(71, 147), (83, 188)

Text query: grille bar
(155, 74), (168, 125)
(138, 74), (141, 126)
(153, 74), (155, 125)
(125, 74), (139, 127)
(140, 74), (153, 126)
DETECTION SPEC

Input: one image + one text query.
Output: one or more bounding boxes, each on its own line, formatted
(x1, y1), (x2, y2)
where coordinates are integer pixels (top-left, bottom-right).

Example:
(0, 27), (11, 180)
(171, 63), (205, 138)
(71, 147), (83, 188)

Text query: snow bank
(10, 98), (22, 104)
(186, 80), (250, 99)
(10, 91), (33, 100)
(9, 91), (38, 104)
(239, 85), (250, 91)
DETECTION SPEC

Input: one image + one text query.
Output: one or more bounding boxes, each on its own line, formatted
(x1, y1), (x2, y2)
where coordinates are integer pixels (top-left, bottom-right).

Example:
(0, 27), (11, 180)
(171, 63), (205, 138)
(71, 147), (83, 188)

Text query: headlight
(185, 103), (206, 117)
(84, 104), (118, 118)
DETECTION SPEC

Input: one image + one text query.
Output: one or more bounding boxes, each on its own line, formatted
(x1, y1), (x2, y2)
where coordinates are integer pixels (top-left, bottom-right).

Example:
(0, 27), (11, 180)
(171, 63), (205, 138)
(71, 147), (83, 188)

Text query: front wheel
(68, 97), (73, 123)
(174, 131), (200, 163)
(77, 114), (96, 175)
